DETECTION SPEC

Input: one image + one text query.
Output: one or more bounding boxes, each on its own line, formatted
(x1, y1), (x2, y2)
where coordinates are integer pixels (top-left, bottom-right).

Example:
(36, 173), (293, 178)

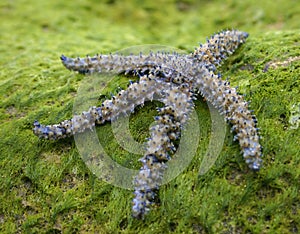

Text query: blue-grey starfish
(33, 30), (262, 218)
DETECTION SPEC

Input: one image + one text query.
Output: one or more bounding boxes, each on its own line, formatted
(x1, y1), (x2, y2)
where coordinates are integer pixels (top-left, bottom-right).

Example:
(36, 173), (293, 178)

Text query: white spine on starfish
(132, 84), (194, 218)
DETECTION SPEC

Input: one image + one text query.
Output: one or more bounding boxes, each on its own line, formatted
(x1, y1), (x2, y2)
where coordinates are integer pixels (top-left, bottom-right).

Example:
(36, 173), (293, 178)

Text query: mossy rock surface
(0, 1), (299, 233)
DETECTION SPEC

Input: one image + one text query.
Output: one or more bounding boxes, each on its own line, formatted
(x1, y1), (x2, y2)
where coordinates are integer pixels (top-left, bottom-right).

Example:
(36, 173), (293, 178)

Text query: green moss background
(1, 0), (299, 233)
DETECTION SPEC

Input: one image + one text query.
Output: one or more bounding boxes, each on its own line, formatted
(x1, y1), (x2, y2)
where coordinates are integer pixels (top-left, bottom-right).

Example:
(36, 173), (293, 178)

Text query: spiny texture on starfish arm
(192, 30), (249, 70)
(190, 66), (262, 170)
(33, 76), (172, 140)
(60, 30), (248, 78)
(33, 29), (263, 218)
(60, 52), (186, 79)
(133, 83), (194, 218)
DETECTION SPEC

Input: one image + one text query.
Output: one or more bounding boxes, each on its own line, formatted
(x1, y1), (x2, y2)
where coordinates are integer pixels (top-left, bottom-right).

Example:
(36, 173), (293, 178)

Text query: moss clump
(1, 0), (299, 233)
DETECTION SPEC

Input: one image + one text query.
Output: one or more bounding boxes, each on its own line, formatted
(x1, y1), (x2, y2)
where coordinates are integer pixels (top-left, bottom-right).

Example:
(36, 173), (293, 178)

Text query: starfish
(33, 30), (262, 218)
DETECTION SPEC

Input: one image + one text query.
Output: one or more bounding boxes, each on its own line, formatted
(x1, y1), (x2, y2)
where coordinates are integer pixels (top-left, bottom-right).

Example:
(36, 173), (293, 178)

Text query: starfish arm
(33, 76), (171, 139)
(193, 66), (262, 170)
(193, 30), (249, 70)
(60, 52), (187, 78)
(132, 83), (194, 218)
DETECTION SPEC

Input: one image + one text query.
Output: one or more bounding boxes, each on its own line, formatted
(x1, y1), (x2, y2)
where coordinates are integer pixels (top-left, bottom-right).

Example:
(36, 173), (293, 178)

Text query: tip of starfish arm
(242, 32), (249, 38)
(60, 54), (67, 61)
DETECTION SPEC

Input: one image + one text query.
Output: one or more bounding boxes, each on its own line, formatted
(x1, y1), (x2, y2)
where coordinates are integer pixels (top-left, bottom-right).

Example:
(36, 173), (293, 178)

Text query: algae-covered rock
(0, 0), (299, 233)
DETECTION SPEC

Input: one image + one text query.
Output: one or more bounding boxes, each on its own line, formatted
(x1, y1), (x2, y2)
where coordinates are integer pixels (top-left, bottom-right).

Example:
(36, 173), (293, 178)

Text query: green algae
(1, 0), (300, 233)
